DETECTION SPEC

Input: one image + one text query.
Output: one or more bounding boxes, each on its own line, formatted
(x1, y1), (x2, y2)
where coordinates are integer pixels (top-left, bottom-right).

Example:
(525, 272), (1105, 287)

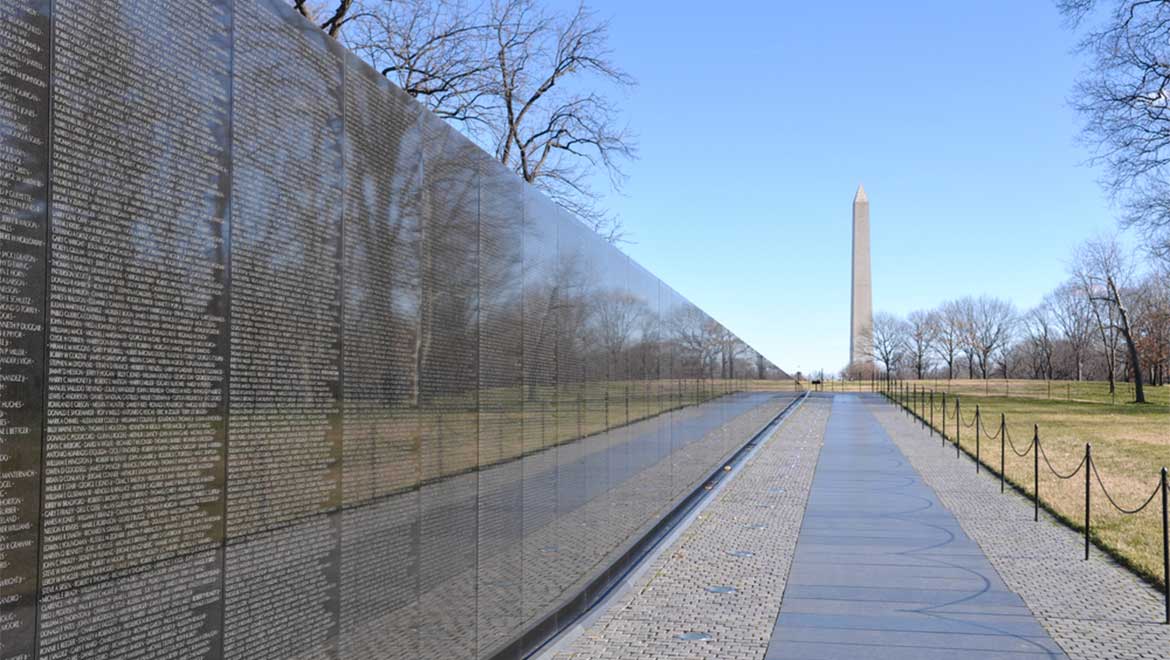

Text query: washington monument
(850, 185), (874, 373)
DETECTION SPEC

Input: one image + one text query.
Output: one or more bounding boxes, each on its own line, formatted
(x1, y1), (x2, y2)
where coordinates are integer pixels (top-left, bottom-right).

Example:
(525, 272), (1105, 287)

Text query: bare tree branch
(1061, 0), (1170, 258)
(292, 0), (637, 243)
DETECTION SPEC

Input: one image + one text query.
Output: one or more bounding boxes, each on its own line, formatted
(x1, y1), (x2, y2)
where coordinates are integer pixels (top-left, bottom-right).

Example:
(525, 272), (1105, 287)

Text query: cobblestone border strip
(868, 395), (1170, 660)
(549, 395), (831, 660)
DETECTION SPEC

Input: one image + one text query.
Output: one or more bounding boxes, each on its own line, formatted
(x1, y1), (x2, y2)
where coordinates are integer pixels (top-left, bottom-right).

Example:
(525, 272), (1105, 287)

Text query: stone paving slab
(550, 395), (830, 660)
(867, 394), (1170, 660)
(766, 395), (1068, 660)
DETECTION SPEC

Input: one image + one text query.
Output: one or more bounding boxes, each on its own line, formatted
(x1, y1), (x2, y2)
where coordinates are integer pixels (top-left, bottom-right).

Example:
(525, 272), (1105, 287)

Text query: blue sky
(558, 1), (1120, 376)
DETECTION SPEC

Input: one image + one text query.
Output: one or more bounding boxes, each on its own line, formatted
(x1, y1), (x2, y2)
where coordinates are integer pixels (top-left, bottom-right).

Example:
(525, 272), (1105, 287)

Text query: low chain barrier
(878, 379), (1170, 625)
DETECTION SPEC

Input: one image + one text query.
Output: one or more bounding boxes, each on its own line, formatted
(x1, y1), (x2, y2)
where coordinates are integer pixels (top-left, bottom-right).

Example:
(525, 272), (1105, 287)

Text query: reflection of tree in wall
(668, 305), (721, 379)
(523, 241), (579, 399)
(413, 120), (481, 406)
(595, 290), (648, 371)
(291, 0), (637, 241)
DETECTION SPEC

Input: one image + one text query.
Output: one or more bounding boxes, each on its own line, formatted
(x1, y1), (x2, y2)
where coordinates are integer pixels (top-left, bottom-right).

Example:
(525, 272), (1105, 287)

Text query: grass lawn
(889, 385), (1170, 589)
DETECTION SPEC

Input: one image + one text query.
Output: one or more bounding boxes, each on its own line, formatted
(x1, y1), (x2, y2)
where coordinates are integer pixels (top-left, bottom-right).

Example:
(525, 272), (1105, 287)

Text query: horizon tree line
(860, 235), (1168, 404)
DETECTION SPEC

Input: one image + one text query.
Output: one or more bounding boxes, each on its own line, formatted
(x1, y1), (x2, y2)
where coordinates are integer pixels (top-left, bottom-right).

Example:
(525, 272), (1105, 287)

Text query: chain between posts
(1038, 439), (1087, 481)
(880, 392), (1170, 624)
(1092, 459), (1160, 515)
(1005, 424), (1033, 458)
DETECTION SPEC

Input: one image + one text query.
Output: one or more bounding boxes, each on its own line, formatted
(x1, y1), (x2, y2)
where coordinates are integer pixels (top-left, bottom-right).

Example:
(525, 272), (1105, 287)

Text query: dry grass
(889, 385), (1170, 589)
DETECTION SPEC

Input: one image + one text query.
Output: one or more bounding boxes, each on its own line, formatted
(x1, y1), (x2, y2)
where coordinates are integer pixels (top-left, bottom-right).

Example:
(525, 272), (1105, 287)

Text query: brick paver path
(868, 394), (1170, 660)
(550, 395), (831, 659)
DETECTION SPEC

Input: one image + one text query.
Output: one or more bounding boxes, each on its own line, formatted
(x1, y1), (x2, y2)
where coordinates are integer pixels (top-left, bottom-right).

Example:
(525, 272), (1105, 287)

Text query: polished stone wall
(0, 1), (789, 658)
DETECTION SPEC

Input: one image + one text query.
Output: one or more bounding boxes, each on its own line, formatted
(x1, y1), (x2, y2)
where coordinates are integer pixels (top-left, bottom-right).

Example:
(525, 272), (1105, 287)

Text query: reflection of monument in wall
(850, 185), (874, 374)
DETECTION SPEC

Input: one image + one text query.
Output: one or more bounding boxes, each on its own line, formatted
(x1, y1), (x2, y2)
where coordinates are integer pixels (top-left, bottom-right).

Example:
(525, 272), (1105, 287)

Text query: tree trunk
(1108, 276), (1145, 403)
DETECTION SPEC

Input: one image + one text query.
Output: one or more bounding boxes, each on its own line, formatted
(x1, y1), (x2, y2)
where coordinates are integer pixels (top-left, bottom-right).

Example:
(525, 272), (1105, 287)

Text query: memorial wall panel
(42, 1), (230, 657)
(627, 262), (667, 527)
(340, 54), (424, 506)
(475, 153), (524, 655)
(338, 52), (422, 660)
(551, 209), (598, 596)
(224, 0), (344, 657)
(415, 112), (479, 659)
(0, 1), (790, 657)
(520, 189), (560, 623)
(336, 50), (423, 660)
(0, 2), (47, 658)
(600, 246), (633, 551)
(665, 287), (701, 499)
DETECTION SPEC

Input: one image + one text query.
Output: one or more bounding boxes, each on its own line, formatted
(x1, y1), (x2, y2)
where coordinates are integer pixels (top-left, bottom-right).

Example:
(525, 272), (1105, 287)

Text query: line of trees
(864, 235), (1169, 403)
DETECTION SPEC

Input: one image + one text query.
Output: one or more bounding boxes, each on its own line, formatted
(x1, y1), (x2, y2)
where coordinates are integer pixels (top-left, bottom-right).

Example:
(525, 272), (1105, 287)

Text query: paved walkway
(550, 395), (831, 659)
(546, 393), (1170, 660)
(869, 395), (1170, 660)
(767, 395), (1066, 659)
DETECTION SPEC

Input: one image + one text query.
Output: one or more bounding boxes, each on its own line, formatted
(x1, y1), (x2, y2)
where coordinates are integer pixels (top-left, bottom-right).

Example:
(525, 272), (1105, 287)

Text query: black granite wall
(0, 1), (789, 658)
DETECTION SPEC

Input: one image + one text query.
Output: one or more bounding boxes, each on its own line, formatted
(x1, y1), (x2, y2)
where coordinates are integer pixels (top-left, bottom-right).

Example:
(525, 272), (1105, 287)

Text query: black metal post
(999, 414), (1005, 493)
(975, 405), (981, 474)
(929, 390), (934, 436)
(941, 392), (947, 447)
(1085, 443), (1091, 561)
(955, 397), (960, 459)
(1033, 425), (1040, 522)
(605, 389), (611, 429)
(1162, 467), (1168, 624)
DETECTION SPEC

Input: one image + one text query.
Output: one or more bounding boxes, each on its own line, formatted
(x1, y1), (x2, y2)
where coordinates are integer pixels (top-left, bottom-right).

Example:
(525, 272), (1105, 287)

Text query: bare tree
(595, 288), (647, 369)
(968, 296), (1016, 379)
(293, 0), (359, 37)
(933, 300), (964, 380)
(489, 0), (636, 240)
(1059, 1), (1170, 259)
(872, 312), (908, 376)
(669, 306), (720, 379)
(951, 297), (980, 378)
(1072, 236), (1146, 402)
(342, 0), (496, 127)
(1024, 303), (1057, 379)
(293, 0), (637, 242)
(905, 310), (938, 379)
(1047, 281), (1095, 380)
(1132, 269), (1170, 385)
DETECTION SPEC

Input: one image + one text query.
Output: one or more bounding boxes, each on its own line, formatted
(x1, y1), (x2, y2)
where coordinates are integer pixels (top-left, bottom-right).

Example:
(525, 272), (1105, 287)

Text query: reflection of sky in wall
(542, 0), (1120, 373)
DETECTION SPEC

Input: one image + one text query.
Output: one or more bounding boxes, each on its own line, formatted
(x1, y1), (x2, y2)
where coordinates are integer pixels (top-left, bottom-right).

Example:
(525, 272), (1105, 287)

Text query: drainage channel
(518, 390), (810, 660)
